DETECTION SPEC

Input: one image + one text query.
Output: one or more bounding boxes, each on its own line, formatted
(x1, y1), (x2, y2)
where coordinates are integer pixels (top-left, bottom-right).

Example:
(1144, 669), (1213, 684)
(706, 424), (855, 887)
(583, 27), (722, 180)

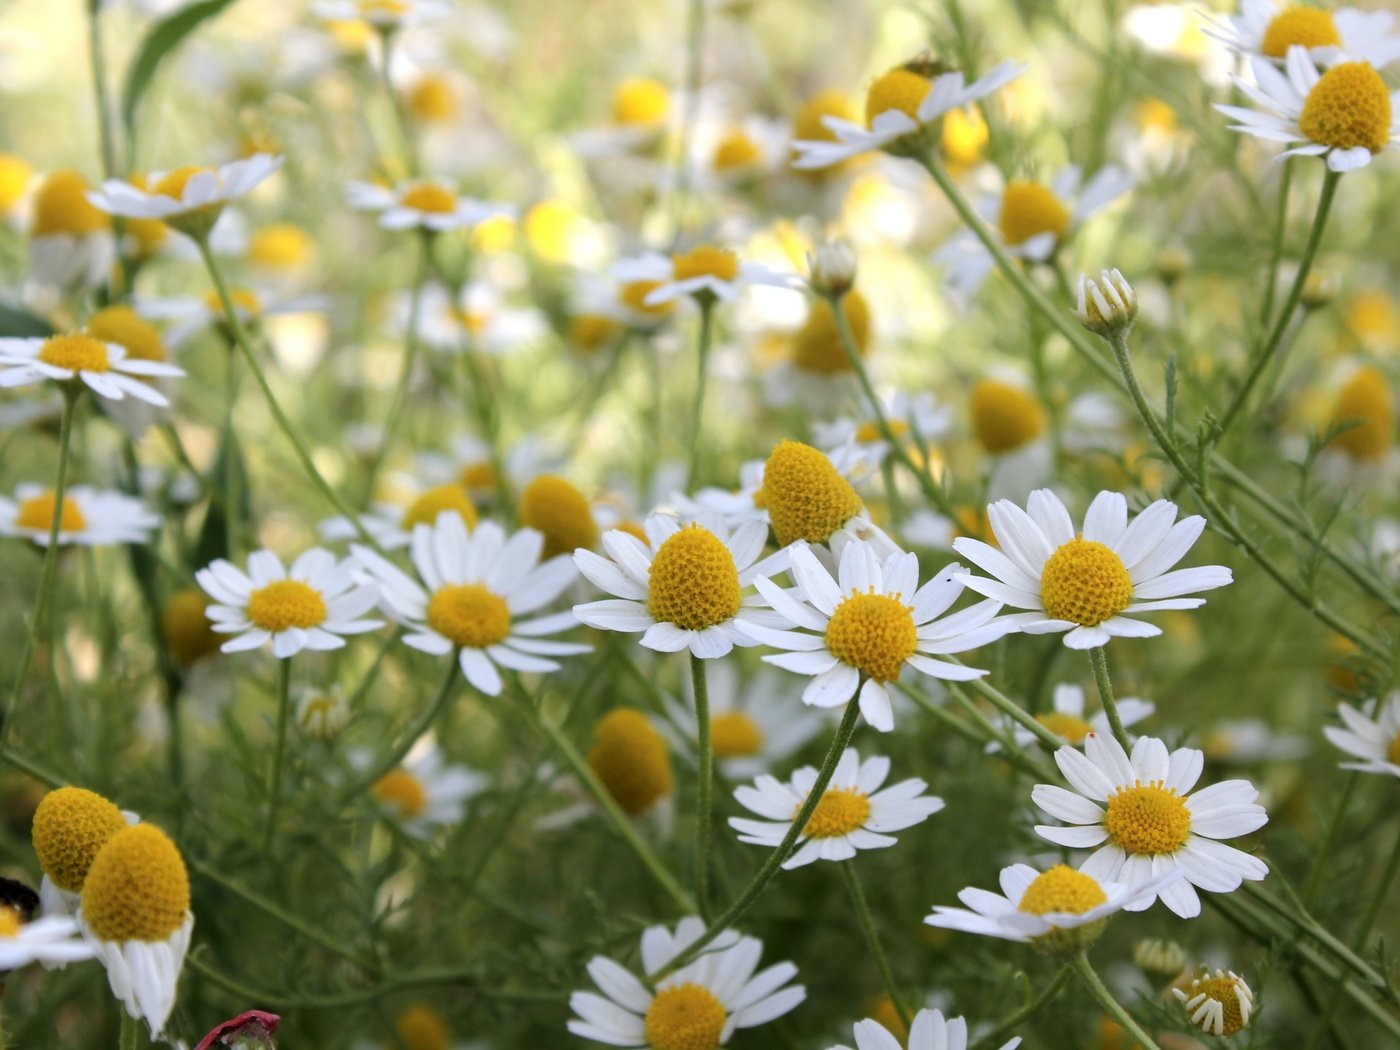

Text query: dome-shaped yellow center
(1040, 538), (1134, 627)
(457, 461), (498, 494)
(249, 223), (313, 270)
(407, 73), (457, 123)
(1037, 710), (1095, 745)
(971, 379), (1047, 453)
(31, 170), (110, 236)
(152, 166), (212, 204)
(999, 180), (1071, 248)
(161, 587), (221, 665)
(1017, 864), (1108, 915)
(569, 314), (623, 355)
(672, 245), (739, 283)
(710, 711), (762, 758)
(402, 483), (478, 530)
(587, 709), (673, 815)
(374, 768), (428, 818)
(39, 333), (110, 373)
(794, 90), (857, 144)
(1328, 365), (1393, 461)
(646, 525), (742, 631)
(941, 106), (989, 168)
(426, 583), (511, 648)
(518, 475), (599, 558)
(400, 183), (458, 214)
(246, 579), (328, 632)
(1184, 975), (1249, 1035)
(32, 786), (127, 893)
(1103, 781), (1191, 855)
(792, 290), (872, 375)
(612, 78), (670, 126)
(0, 909), (20, 940)
(620, 279), (676, 318)
(1262, 7), (1341, 58)
(825, 591), (918, 682)
(761, 440), (864, 547)
(801, 786), (872, 838)
(865, 68), (931, 127)
(0, 154), (32, 214)
(15, 491), (86, 534)
(85, 306), (166, 362)
(81, 823), (190, 942)
(393, 1005), (450, 1050)
(644, 983), (727, 1050)
(713, 130), (762, 172)
(1299, 62), (1393, 154)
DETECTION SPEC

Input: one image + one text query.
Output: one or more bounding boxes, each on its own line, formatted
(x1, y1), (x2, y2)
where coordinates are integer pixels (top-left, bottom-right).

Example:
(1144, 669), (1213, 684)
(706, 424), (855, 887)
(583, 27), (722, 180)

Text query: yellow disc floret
(152, 166), (211, 205)
(85, 306), (165, 362)
(1388, 729), (1400, 766)
(612, 78), (670, 127)
(401, 483), (478, 530)
(825, 591), (918, 682)
(394, 1005), (450, 1050)
(248, 223), (313, 271)
(792, 290), (871, 375)
(761, 440), (864, 547)
(1040, 538), (1134, 627)
(400, 183), (458, 214)
(644, 983), (727, 1050)
(646, 525), (742, 631)
(82, 824), (189, 942)
(971, 379), (1047, 453)
(713, 129), (762, 172)
(587, 708), (673, 815)
(1103, 780), (1191, 855)
(1037, 711), (1095, 745)
(999, 180), (1071, 249)
(518, 475), (599, 558)
(1018, 864), (1108, 915)
(865, 68), (931, 127)
(672, 245), (739, 283)
(39, 333), (111, 373)
(161, 587), (222, 665)
(374, 769), (428, 819)
(569, 314), (623, 355)
(0, 154), (33, 215)
(1328, 365), (1393, 461)
(15, 490), (86, 534)
(1262, 8), (1341, 58)
(407, 73), (457, 123)
(426, 583), (511, 648)
(32, 787), (127, 893)
(711, 711), (762, 758)
(31, 170), (110, 237)
(1299, 62), (1393, 154)
(793, 90), (857, 143)
(801, 787), (872, 838)
(620, 280), (675, 319)
(246, 580), (328, 632)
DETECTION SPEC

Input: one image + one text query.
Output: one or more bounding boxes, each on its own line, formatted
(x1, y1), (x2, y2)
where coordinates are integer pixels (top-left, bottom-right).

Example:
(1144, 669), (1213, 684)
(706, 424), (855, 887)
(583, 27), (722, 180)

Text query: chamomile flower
(1323, 693), (1400, 777)
(1173, 969), (1255, 1036)
(1217, 48), (1400, 172)
(696, 116), (789, 187)
(137, 287), (326, 349)
(312, 0), (451, 28)
(27, 169), (114, 292)
(366, 743), (487, 837)
(953, 489), (1233, 649)
(988, 683), (1154, 753)
(611, 244), (798, 307)
(1206, 1), (1400, 68)
(88, 155), (283, 237)
(0, 909), (95, 972)
(0, 332), (184, 406)
(755, 440), (899, 559)
(566, 916), (805, 1047)
(320, 482), (478, 550)
(296, 685), (350, 740)
(571, 77), (674, 157)
(736, 540), (1007, 732)
(672, 459), (769, 531)
(196, 548), (383, 658)
(830, 1008), (1021, 1050)
(397, 282), (544, 354)
(416, 434), (551, 507)
(812, 391), (951, 473)
(352, 515), (587, 696)
(0, 485), (159, 547)
(346, 177), (514, 232)
(1032, 733), (1269, 918)
(31, 787), (134, 920)
(729, 748), (944, 868)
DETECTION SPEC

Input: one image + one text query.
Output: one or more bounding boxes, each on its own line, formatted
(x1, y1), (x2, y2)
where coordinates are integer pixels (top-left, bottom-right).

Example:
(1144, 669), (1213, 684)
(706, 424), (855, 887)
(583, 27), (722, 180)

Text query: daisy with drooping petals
(1323, 692), (1400, 777)
(353, 515), (588, 696)
(87, 155), (282, 234)
(1173, 968), (1255, 1037)
(1217, 47), (1400, 172)
(736, 540), (1008, 732)
(954, 489), (1233, 649)
(365, 742), (487, 838)
(1032, 732), (1269, 919)
(196, 548), (382, 658)
(345, 178), (514, 233)
(729, 748), (944, 868)
(566, 916), (805, 1047)
(0, 484), (159, 546)
(0, 333), (184, 406)
(31, 787), (135, 923)
(1205, 1), (1400, 69)
(611, 244), (799, 307)
(987, 683), (1154, 754)
(831, 1008), (1020, 1050)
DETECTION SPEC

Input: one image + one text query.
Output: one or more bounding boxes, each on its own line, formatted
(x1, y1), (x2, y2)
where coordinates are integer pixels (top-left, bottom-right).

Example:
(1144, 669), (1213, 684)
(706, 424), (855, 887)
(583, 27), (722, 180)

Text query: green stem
(685, 300), (715, 491)
(970, 966), (1072, 1050)
(86, 0), (118, 179)
(1353, 819), (1400, 951)
(1303, 771), (1357, 908)
(1259, 158), (1293, 329)
(962, 672), (1066, 753)
(118, 1011), (138, 1050)
(690, 653), (713, 920)
(666, 0), (707, 239)
(1072, 954), (1162, 1050)
(341, 658), (459, 806)
(1088, 646), (1128, 750)
(840, 860), (910, 1030)
(263, 659), (293, 851)
(376, 29), (417, 178)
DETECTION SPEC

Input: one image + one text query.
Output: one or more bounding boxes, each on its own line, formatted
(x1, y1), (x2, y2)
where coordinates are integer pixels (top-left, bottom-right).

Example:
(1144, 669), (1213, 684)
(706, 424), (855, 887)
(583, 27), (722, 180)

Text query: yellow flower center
(203, 289), (263, 318)
(152, 166), (213, 204)
(15, 491), (86, 534)
(0, 154), (32, 214)
(711, 711), (763, 758)
(1261, 7), (1341, 58)
(81, 824), (190, 942)
(0, 909), (19, 939)
(1328, 365), (1393, 461)
(407, 73), (457, 123)
(518, 474), (599, 558)
(1299, 62), (1393, 154)
(160, 587), (221, 665)
(824, 591), (918, 683)
(31, 786), (127, 893)
(400, 183), (458, 214)
(999, 180), (1071, 248)
(855, 418), (907, 444)
(1387, 729), (1400, 765)
(524, 199), (580, 263)
(971, 379), (1046, 452)
(1037, 710), (1095, 745)
(672, 245), (739, 283)
(1184, 976), (1248, 1035)
(941, 106), (989, 168)
(38, 333), (110, 373)
(587, 708), (673, 815)
(713, 129), (762, 172)
(612, 78), (670, 126)
(457, 460), (498, 493)
(426, 583), (511, 648)
(1040, 538), (1134, 627)
(393, 1005), (450, 1050)
(1103, 781), (1192, 855)
(569, 314), (623, 355)
(801, 786), (872, 838)
(445, 307), (488, 338)
(360, 0), (408, 17)
(792, 290), (872, 374)
(867, 996), (909, 1045)
(245, 579), (328, 632)
(326, 17), (374, 51)
(31, 170), (110, 236)
(249, 223), (313, 270)
(401, 483), (478, 530)
(374, 769), (428, 818)
(1017, 864), (1108, 915)
(864, 68), (931, 127)
(620, 279), (676, 318)
(646, 525), (742, 631)
(761, 439), (864, 547)
(85, 306), (166, 362)
(644, 983), (727, 1050)
(794, 89), (857, 143)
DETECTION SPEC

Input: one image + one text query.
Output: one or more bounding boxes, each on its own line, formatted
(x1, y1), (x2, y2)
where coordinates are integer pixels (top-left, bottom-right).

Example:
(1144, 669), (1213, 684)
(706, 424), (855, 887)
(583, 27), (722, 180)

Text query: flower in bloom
(1032, 733), (1269, 918)
(0, 333), (184, 406)
(368, 743), (487, 837)
(321, 482), (479, 551)
(611, 244), (798, 307)
(829, 1008), (1021, 1050)
(1205, 1), (1400, 68)
(954, 489), (1233, 649)
(353, 515), (587, 695)
(566, 916), (805, 1047)
(988, 682), (1154, 754)
(1323, 693), (1400, 778)
(196, 548), (383, 658)
(0, 485), (159, 546)
(756, 440), (898, 558)
(729, 748), (944, 868)
(571, 77), (673, 157)
(312, 0), (450, 28)
(737, 539), (1008, 732)
(0, 909), (95, 972)
(27, 169), (114, 291)
(345, 178), (513, 232)
(1173, 968), (1255, 1037)
(88, 155), (283, 236)
(31, 787), (133, 920)
(812, 391), (952, 475)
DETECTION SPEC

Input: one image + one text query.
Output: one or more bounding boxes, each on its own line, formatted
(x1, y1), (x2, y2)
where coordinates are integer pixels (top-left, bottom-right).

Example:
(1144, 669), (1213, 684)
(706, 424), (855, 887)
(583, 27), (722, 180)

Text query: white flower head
(312, 0), (451, 28)
(0, 911), (95, 972)
(1205, 0), (1400, 68)
(612, 244), (800, 307)
(1324, 693), (1400, 777)
(1173, 968), (1255, 1037)
(345, 177), (514, 232)
(88, 155), (282, 236)
(364, 742), (487, 837)
(830, 1008), (1021, 1050)
(0, 333), (183, 406)
(0, 484), (159, 546)
(987, 683), (1154, 754)
(812, 391), (952, 474)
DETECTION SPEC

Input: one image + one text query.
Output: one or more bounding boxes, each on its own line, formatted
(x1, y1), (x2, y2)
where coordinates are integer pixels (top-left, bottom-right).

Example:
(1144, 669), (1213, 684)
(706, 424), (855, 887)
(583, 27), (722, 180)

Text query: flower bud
(1075, 268), (1138, 338)
(807, 239), (857, 298)
(1301, 268), (1338, 311)
(296, 688), (348, 740)
(1134, 936), (1187, 976)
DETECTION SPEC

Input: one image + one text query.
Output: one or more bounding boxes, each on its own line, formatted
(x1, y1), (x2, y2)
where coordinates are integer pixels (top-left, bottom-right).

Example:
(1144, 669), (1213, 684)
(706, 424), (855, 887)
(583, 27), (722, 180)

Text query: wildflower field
(1, 0), (1399, 1046)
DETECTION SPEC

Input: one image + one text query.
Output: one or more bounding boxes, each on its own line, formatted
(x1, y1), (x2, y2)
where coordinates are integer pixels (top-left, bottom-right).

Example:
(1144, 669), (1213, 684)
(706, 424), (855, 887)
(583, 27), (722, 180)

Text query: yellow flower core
(458, 461), (498, 493)
(246, 579), (328, 632)
(620, 280), (675, 318)
(761, 440), (864, 547)
(326, 17), (373, 51)
(249, 223), (313, 270)
(792, 290), (872, 375)
(1040, 538), (1133, 627)
(855, 418), (907, 443)
(161, 587), (221, 665)
(672, 245), (739, 283)
(32, 786), (127, 893)
(569, 314), (623, 354)
(1018, 865), (1108, 915)
(646, 525), (742, 631)
(0, 910), (19, 939)
(81, 824), (190, 942)
(374, 769), (428, 819)
(644, 983), (727, 1050)
(122, 177), (170, 256)
(1037, 710), (1095, 745)
(825, 591), (917, 682)
(152, 166), (214, 205)
(999, 180), (1071, 248)
(1262, 7), (1341, 58)
(711, 711), (763, 757)
(1184, 975), (1248, 1035)
(401, 483), (478, 530)
(203, 289), (263, 318)
(713, 129), (762, 172)
(400, 183), (458, 214)
(617, 521), (650, 545)
(407, 74), (457, 122)
(587, 708), (673, 815)
(942, 106), (989, 168)
(1328, 365), (1394, 460)
(793, 89), (857, 144)
(1387, 730), (1400, 765)
(427, 583), (511, 648)
(867, 996), (909, 1045)
(448, 305), (488, 335)
(1299, 62), (1393, 154)
(0, 154), (33, 213)
(864, 68), (931, 127)
(31, 170), (110, 236)
(971, 379), (1047, 453)
(394, 1005), (450, 1050)
(39, 333), (110, 373)
(518, 474), (599, 558)
(1103, 781), (1191, 855)
(85, 306), (165, 362)
(15, 491), (86, 534)
(612, 78), (670, 126)
(801, 786), (872, 838)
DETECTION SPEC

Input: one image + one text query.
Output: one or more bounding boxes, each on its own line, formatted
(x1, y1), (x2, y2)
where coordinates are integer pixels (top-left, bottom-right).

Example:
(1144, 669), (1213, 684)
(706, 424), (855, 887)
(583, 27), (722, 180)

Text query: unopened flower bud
(1134, 936), (1187, 976)
(1155, 246), (1190, 285)
(1075, 268), (1138, 338)
(1301, 269), (1338, 311)
(296, 687), (348, 740)
(807, 239), (857, 298)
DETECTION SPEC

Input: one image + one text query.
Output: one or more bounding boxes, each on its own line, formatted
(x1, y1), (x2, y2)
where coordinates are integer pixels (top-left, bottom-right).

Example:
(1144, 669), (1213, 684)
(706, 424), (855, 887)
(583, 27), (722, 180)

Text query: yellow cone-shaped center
(401, 183), (458, 214)
(1262, 7), (1341, 58)
(672, 245), (739, 283)
(374, 769), (428, 819)
(646, 525), (742, 632)
(1039, 538), (1133, 626)
(246, 579), (328, 632)
(32, 786), (127, 893)
(81, 824), (190, 942)
(620, 279), (675, 318)
(999, 180), (1071, 248)
(792, 290), (871, 375)
(801, 786), (872, 838)
(587, 708), (673, 815)
(519, 475), (599, 558)
(1103, 781), (1191, 855)
(971, 379), (1046, 453)
(612, 78), (670, 126)
(825, 591), (918, 683)
(31, 170), (110, 236)
(1185, 976), (1249, 1035)
(713, 130), (762, 172)
(1328, 365), (1394, 461)
(761, 440), (864, 547)
(644, 983), (727, 1050)
(426, 583), (511, 648)
(1299, 62), (1393, 154)
(1036, 710), (1095, 745)
(711, 711), (763, 758)
(402, 483), (478, 530)
(1018, 864), (1108, 915)
(15, 491), (86, 534)
(865, 68), (931, 127)
(39, 333), (110, 373)
(85, 306), (166, 362)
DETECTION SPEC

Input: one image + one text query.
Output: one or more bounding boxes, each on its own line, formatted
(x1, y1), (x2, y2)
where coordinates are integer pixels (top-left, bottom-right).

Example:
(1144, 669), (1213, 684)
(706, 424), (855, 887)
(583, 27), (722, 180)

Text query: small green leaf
(121, 0), (239, 138)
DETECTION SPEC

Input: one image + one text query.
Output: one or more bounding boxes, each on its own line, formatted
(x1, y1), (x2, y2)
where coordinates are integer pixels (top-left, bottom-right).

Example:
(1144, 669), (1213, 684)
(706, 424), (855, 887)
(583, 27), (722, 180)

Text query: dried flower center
(800, 786), (872, 838)
(1185, 976), (1249, 1035)
(85, 306), (165, 362)
(1040, 538), (1134, 627)
(713, 129), (762, 172)
(644, 983), (727, 1050)
(401, 483), (478, 530)
(246, 580), (328, 633)
(31, 170), (110, 236)
(792, 290), (871, 375)
(374, 769), (428, 818)
(394, 1005), (450, 1050)
(518, 474), (599, 558)
(31, 787), (127, 893)
(761, 439), (864, 547)
(620, 279), (675, 317)
(1103, 780), (1192, 855)
(672, 245), (739, 284)
(1036, 710), (1095, 745)
(426, 583), (511, 648)
(865, 68), (931, 126)
(15, 491), (86, 534)
(612, 78), (670, 126)
(587, 708), (673, 815)
(646, 525), (742, 631)
(710, 711), (763, 758)
(971, 379), (1046, 453)
(400, 183), (458, 214)
(81, 824), (190, 942)
(38, 333), (110, 373)
(1018, 864), (1108, 915)
(999, 180), (1071, 248)
(825, 591), (918, 683)
(1261, 8), (1341, 58)
(1328, 365), (1393, 461)
(1299, 62), (1393, 154)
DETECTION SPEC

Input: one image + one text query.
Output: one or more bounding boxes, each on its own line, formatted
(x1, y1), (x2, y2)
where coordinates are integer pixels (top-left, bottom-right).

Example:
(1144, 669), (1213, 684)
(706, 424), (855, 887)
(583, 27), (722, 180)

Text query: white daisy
(352, 515), (588, 696)
(1173, 968), (1255, 1037)
(1323, 693), (1400, 777)
(729, 747), (944, 869)
(812, 391), (952, 474)
(1217, 47), (1400, 172)
(671, 459), (769, 531)
(26, 169), (115, 293)
(312, 0), (451, 27)
(87, 154), (282, 222)
(611, 244), (799, 307)
(364, 741), (487, 837)
(395, 281), (544, 355)
(987, 683), (1154, 754)
(830, 1008), (1021, 1050)
(695, 115), (790, 188)
(0, 485), (159, 547)
(566, 916), (805, 1047)
(320, 483), (479, 551)
(195, 548), (383, 659)
(0, 911), (95, 971)
(345, 178), (514, 232)
(1205, 1), (1400, 68)
(736, 539), (1008, 733)
(415, 433), (552, 506)
(0, 333), (184, 406)
(953, 489), (1233, 650)
(1032, 732), (1269, 919)
(136, 287), (326, 350)
(570, 76), (675, 158)
(572, 512), (790, 660)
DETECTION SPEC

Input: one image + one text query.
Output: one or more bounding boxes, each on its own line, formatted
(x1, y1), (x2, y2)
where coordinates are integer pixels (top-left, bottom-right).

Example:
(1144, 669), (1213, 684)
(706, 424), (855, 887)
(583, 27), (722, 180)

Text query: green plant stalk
(117, 1011), (138, 1050)
(840, 860), (911, 1029)
(1259, 158), (1293, 329)
(262, 659), (294, 851)
(1072, 954), (1162, 1050)
(1088, 646), (1129, 749)
(341, 657), (459, 807)
(376, 28), (417, 178)
(86, 0), (118, 180)
(685, 300), (715, 491)
(690, 652), (713, 920)
(970, 966), (1072, 1050)
(959, 670), (1066, 752)
(1303, 771), (1358, 907)
(666, 0), (707, 239)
